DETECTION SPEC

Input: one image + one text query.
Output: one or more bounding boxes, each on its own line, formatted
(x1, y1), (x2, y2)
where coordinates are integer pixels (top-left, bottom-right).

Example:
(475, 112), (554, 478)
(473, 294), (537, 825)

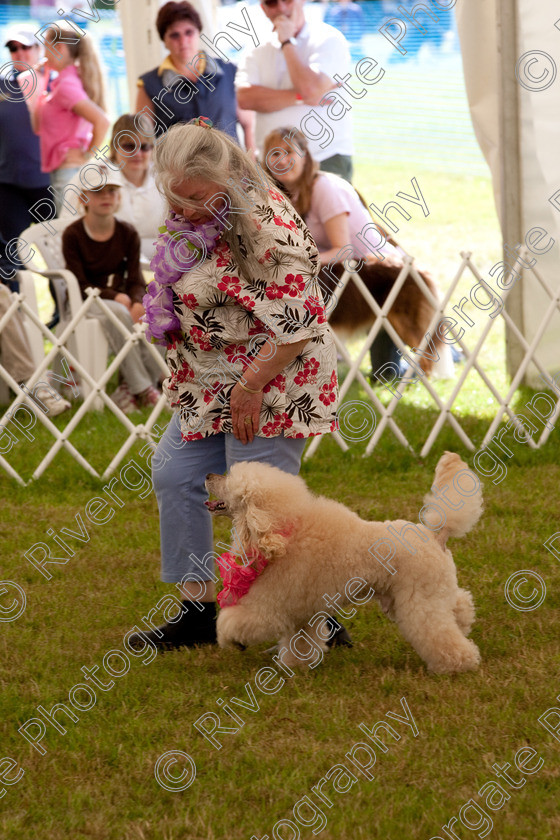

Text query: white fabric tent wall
(455, 0), (501, 218)
(456, 0), (560, 385)
(517, 0), (560, 385)
(117, 0), (559, 387)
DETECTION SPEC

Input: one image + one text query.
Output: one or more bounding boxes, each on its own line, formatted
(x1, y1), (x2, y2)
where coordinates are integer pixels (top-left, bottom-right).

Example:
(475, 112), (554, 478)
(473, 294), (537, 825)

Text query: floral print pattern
(163, 188), (339, 440)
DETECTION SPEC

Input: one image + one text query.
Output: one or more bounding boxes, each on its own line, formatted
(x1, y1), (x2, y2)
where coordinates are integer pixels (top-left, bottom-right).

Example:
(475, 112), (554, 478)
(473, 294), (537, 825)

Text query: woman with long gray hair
(129, 119), (348, 651)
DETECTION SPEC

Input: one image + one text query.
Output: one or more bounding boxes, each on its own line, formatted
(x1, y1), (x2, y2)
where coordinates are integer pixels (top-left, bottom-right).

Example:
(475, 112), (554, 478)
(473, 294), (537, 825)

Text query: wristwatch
(281, 37), (297, 49)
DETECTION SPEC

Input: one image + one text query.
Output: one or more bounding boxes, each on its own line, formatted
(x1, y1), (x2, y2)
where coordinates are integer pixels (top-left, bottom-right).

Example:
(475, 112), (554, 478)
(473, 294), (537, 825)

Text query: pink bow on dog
(216, 551), (269, 608)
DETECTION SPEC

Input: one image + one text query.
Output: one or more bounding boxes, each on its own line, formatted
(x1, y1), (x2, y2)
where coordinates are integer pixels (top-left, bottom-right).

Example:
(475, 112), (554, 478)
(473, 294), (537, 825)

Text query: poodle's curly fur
(206, 452), (483, 674)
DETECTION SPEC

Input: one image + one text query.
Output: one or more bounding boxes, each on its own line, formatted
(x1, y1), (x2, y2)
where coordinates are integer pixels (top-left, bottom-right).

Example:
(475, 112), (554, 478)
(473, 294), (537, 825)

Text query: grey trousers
(319, 154), (354, 184)
(88, 298), (162, 395)
(0, 284), (35, 383)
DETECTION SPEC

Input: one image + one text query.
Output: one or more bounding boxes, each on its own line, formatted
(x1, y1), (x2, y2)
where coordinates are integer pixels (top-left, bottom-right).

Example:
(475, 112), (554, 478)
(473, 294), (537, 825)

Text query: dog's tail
(421, 452), (483, 548)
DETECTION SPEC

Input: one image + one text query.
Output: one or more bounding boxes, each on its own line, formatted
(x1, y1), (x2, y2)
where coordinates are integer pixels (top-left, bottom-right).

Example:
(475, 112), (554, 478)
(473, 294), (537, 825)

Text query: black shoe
(128, 601), (217, 651)
(325, 616), (353, 648)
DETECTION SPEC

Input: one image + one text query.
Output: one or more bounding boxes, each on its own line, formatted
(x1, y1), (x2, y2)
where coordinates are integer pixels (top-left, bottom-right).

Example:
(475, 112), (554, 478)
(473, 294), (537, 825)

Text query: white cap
(77, 161), (124, 192)
(4, 26), (37, 49)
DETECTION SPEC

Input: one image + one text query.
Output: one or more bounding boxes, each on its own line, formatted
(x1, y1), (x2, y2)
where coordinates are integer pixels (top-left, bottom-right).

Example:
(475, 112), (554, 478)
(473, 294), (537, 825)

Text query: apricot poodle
(205, 452), (483, 674)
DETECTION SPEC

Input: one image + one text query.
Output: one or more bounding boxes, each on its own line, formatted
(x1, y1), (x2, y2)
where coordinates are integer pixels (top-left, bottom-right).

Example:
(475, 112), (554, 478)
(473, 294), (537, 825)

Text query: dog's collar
(216, 526), (293, 608)
(216, 550), (268, 608)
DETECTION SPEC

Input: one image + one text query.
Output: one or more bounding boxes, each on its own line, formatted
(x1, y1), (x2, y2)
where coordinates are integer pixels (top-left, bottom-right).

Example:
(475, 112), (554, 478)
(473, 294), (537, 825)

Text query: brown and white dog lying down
(319, 259), (444, 375)
(205, 452), (483, 674)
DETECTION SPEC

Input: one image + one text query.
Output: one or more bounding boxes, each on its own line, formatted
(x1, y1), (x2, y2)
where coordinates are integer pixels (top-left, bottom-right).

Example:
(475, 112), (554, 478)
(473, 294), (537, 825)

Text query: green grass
(353, 160), (501, 272)
(2, 168), (559, 840)
(1, 407), (559, 840)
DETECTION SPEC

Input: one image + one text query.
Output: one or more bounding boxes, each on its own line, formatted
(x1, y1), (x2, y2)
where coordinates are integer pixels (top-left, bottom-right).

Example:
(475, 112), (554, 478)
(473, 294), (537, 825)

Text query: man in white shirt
(236, 0), (354, 181)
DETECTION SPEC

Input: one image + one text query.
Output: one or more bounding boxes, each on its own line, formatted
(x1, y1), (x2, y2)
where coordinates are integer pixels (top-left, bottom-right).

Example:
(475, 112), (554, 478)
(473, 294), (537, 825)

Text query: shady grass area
(1, 166), (560, 840)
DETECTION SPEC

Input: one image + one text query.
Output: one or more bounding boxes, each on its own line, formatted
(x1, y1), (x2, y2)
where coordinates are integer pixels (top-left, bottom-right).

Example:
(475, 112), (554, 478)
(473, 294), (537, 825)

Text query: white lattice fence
(0, 288), (169, 486)
(304, 248), (560, 460)
(1, 252), (559, 483)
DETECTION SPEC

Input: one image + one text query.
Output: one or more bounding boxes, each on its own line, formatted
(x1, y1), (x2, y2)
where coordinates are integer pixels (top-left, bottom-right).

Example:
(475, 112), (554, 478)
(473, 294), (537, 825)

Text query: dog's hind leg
(453, 588), (476, 637)
(278, 617), (331, 669)
(395, 599), (481, 674)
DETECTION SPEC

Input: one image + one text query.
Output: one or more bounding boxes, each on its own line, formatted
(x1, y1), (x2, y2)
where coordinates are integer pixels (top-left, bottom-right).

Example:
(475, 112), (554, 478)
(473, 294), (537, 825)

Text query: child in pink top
(30, 23), (109, 214)
(40, 64), (92, 173)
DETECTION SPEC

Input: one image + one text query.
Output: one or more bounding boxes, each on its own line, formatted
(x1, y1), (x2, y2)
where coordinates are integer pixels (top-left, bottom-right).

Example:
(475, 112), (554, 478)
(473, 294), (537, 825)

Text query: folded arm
(236, 84), (299, 113)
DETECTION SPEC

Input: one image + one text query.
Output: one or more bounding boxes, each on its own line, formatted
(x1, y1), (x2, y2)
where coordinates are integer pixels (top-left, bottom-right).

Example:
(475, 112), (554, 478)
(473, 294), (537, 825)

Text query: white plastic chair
(17, 219), (109, 409)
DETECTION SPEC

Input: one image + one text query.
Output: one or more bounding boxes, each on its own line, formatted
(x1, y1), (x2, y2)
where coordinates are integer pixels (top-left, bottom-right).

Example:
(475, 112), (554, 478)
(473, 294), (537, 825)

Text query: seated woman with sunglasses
(60, 114), (167, 261)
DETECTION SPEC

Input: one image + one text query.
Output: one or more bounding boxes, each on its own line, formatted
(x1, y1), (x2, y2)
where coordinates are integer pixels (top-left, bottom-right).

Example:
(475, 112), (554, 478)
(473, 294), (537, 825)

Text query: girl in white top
(60, 114), (167, 261)
(263, 126), (404, 376)
(262, 127), (454, 379)
(262, 126), (402, 267)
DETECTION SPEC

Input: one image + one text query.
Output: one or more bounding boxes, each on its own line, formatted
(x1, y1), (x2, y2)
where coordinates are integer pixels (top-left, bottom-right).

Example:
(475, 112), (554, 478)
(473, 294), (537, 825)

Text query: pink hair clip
(189, 115), (214, 129)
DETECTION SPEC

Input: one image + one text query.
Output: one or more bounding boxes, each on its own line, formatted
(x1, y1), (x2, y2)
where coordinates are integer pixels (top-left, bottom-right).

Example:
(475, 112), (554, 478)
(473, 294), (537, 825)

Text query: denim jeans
(50, 166), (81, 216)
(152, 413), (307, 582)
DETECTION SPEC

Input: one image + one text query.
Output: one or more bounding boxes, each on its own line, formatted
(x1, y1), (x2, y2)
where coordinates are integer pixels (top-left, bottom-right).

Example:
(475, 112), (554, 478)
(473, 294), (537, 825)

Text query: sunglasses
(263, 0), (293, 7)
(8, 43), (32, 53)
(119, 143), (153, 153)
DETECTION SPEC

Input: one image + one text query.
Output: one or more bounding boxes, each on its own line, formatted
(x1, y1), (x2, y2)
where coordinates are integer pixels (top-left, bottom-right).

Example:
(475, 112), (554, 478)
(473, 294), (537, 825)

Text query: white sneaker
(36, 390), (72, 417)
(47, 369), (80, 400)
(111, 383), (138, 415)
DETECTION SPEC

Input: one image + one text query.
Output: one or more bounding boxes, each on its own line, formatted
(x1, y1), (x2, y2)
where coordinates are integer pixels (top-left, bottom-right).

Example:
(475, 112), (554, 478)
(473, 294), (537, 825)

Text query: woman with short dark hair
(135, 0), (254, 149)
(154, 0), (203, 39)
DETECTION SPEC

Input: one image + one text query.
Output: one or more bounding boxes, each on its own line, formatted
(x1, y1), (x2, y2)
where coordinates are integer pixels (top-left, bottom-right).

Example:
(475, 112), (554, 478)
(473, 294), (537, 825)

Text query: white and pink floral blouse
(163, 187), (339, 441)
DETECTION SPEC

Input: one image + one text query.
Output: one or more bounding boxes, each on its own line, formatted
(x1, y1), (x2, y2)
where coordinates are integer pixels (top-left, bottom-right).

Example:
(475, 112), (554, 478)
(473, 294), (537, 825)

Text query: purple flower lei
(142, 211), (226, 345)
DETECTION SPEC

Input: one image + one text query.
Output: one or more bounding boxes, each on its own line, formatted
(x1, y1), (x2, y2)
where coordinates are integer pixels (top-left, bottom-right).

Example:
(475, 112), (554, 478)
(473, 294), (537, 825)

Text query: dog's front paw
(428, 638), (481, 674)
(217, 607), (244, 648)
(376, 593), (396, 622)
(217, 604), (280, 648)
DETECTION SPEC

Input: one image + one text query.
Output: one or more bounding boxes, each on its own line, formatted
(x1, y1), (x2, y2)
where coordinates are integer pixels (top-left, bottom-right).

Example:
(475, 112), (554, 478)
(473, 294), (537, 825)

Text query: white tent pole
(118, 0), (162, 111)
(497, 0), (525, 380)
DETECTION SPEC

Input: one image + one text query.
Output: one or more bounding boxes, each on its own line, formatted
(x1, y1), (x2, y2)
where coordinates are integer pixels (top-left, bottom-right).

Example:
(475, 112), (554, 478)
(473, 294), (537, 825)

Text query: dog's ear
(238, 503), (288, 560)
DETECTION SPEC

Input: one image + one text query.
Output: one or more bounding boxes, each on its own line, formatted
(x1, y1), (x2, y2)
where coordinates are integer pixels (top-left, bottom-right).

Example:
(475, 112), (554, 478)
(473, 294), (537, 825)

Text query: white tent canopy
(457, 0), (560, 385)
(118, 0), (560, 387)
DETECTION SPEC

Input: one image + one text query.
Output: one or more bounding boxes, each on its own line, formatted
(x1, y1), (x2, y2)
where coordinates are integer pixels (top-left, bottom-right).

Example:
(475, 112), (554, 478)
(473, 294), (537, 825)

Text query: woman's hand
(130, 302), (145, 323)
(72, 98), (110, 156)
(114, 293), (132, 309)
(228, 339), (310, 443)
(365, 252), (404, 271)
(230, 383), (263, 444)
(23, 66), (49, 132)
(63, 147), (90, 167)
